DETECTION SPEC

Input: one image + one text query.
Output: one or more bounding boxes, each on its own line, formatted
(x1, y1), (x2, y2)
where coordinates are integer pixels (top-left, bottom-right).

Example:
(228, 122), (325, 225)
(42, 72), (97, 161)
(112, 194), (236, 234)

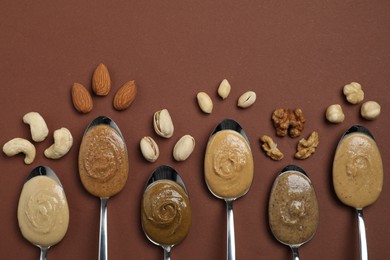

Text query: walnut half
(260, 135), (284, 161)
(272, 108), (305, 138)
(295, 131), (319, 159)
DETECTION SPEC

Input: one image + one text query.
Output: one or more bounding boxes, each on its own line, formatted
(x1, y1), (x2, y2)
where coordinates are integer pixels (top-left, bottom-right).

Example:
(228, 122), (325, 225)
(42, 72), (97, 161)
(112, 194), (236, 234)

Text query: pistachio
(197, 92), (213, 114)
(237, 91), (256, 108)
(173, 134), (195, 161)
(140, 136), (159, 162)
(153, 109), (174, 138)
(217, 79), (231, 99)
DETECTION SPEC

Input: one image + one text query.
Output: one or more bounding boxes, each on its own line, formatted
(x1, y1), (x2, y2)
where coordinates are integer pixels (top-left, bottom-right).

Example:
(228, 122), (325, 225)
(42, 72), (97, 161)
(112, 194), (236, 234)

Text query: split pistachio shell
(197, 92), (213, 114)
(173, 134), (195, 161)
(217, 79), (231, 99)
(237, 91), (256, 108)
(153, 109), (174, 138)
(140, 136), (159, 162)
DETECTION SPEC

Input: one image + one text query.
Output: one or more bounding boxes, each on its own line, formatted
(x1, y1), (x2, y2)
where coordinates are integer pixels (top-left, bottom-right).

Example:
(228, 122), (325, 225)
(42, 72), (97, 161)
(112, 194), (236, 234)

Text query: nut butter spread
(269, 171), (319, 245)
(142, 180), (192, 246)
(18, 176), (69, 247)
(333, 132), (383, 208)
(205, 129), (254, 198)
(79, 124), (128, 198)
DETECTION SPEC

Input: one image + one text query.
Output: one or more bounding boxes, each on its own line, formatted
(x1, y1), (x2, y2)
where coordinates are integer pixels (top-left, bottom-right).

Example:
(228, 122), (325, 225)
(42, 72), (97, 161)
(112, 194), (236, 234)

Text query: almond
(72, 83), (93, 113)
(113, 80), (137, 111)
(92, 63), (111, 96)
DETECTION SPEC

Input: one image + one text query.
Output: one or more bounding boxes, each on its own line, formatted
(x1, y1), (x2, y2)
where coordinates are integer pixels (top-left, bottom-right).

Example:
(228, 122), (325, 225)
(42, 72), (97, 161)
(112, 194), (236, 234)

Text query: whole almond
(113, 80), (137, 111)
(72, 83), (93, 113)
(92, 63), (111, 96)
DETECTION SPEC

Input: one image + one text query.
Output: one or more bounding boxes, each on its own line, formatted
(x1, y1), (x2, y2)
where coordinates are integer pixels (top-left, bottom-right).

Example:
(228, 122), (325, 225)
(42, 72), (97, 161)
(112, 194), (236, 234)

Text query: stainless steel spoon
(333, 125), (383, 260)
(80, 116), (128, 260)
(268, 165), (319, 260)
(18, 166), (69, 260)
(205, 119), (253, 260)
(141, 165), (190, 260)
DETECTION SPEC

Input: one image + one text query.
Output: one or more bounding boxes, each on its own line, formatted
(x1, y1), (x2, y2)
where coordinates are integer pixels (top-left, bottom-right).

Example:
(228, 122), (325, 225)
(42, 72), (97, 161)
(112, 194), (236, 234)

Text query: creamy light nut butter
(333, 132), (383, 209)
(79, 124), (128, 198)
(17, 176), (69, 248)
(142, 180), (192, 246)
(205, 129), (254, 199)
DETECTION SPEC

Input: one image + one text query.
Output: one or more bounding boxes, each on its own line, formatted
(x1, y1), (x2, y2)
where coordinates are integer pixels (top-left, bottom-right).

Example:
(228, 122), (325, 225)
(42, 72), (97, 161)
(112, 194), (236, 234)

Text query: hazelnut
(326, 104), (345, 123)
(361, 101), (381, 120)
(343, 82), (364, 104)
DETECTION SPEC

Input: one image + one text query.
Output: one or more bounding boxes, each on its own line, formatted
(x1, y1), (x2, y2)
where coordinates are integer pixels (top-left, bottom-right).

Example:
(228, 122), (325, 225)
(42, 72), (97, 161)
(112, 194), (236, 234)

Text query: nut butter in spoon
(79, 116), (129, 260)
(17, 166), (69, 260)
(333, 125), (383, 260)
(141, 165), (192, 260)
(269, 165), (319, 260)
(204, 119), (254, 260)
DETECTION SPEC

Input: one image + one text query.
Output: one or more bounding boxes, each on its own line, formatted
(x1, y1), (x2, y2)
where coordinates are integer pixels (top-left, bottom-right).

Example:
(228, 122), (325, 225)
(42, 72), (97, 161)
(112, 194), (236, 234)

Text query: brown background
(0, 1), (389, 259)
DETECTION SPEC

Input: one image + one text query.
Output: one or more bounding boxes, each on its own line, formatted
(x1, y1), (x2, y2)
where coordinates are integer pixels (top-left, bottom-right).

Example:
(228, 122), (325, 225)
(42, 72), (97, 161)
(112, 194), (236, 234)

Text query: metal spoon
(268, 165), (319, 260)
(141, 165), (190, 260)
(204, 119), (253, 260)
(79, 116), (128, 260)
(18, 166), (69, 260)
(333, 125), (383, 260)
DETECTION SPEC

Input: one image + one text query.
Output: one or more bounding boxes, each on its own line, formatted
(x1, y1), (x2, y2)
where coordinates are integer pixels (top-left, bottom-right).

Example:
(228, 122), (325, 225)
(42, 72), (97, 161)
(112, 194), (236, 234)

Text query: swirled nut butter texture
(17, 176), (69, 247)
(79, 124), (128, 198)
(142, 180), (192, 246)
(205, 130), (254, 198)
(269, 171), (319, 245)
(333, 132), (383, 208)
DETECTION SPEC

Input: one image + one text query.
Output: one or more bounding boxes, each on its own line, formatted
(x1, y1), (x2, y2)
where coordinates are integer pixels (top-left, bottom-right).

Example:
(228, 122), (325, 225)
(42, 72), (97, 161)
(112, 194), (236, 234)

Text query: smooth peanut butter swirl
(142, 180), (192, 246)
(79, 124), (128, 198)
(205, 129), (254, 199)
(269, 171), (318, 245)
(18, 176), (69, 248)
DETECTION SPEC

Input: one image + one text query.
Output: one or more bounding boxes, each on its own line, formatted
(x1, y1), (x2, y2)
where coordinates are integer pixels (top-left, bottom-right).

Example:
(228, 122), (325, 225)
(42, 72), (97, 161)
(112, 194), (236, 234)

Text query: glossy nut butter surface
(17, 176), (69, 248)
(141, 180), (192, 246)
(79, 124), (128, 198)
(204, 129), (254, 199)
(333, 132), (383, 209)
(269, 171), (319, 246)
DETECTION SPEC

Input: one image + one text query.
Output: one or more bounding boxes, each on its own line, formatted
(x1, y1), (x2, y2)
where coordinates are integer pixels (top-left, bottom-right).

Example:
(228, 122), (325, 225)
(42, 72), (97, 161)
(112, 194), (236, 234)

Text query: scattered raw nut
(295, 131), (319, 160)
(237, 91), (256, 108)
(113, 80), (137, 111)
(361, 101), (381, 120)
(153, 109), (174, 138)
(2, 138), (36, 164)
(326, 104), (345, 123)
(92, 63), (111, 96)
(44, 128), (73, 159)
(260, 135), (284, 161)
(217, 79), (231, 99)
(343, 82), (364, 104)
(22, 112), (49, 142)
(197, 92), (213, 114)
(272, 108), (305, 138)
(173, 134), (195, 161)
(72, 83), (93, 113)
(140, 136), (159, 162)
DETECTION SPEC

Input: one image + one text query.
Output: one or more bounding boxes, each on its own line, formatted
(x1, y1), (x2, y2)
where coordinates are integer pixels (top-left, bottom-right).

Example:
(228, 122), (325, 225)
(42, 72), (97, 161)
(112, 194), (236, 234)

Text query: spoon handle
(291, 246), (300, 260)
(357, 209), (368, 260)
(99, 198), (109, 260)
(40, 247), (48, 260)
(163, 246), (171, 260)
(226, 200), (236, 260)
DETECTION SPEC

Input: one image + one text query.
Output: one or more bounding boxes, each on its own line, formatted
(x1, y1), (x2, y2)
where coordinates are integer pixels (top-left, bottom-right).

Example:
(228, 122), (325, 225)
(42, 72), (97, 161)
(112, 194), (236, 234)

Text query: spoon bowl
(333, 125), (383, 260)
(18, 166), (69, 260)
(79, 116), (129, 260)
(204, 119), (254, 260)
(141, 165), (192, 260)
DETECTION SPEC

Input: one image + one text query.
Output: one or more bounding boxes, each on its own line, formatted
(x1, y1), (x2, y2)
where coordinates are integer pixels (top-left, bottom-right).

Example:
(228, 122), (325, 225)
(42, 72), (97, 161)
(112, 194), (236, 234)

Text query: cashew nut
(44, 128), (73, 159)
(2, 138), (36, 164)
(23, 112), (49, 142)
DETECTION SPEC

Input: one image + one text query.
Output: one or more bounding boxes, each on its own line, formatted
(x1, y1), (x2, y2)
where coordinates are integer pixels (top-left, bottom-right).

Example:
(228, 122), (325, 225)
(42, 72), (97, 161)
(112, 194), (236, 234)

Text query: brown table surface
(1, 1), (389, 259)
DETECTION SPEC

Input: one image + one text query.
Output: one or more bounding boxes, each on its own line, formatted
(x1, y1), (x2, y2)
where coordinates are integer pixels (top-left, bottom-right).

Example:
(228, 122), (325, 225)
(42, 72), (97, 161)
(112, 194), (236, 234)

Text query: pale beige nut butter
(17, 176), (69, 248)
